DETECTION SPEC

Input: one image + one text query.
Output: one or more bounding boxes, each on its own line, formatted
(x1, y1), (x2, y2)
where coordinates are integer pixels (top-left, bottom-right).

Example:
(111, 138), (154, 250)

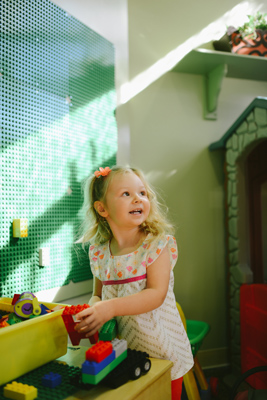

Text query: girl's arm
(75, 247), (171, 337)
(88, 277), (103, 306)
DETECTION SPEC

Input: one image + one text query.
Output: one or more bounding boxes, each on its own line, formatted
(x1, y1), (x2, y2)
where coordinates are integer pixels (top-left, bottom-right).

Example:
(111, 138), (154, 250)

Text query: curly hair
(78, 166), (174, 246)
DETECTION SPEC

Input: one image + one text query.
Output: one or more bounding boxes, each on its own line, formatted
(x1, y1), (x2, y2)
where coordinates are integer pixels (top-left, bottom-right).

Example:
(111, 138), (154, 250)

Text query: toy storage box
(0, 298), (68, 386)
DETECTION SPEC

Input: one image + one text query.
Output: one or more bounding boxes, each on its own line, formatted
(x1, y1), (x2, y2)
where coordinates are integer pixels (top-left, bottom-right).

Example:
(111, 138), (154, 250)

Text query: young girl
(75, 166), (194, 399)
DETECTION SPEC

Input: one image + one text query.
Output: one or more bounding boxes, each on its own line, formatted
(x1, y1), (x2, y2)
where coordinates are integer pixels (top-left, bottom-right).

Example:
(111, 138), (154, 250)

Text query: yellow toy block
(13, 219), (28, 238)
(4, 381), (37, 400)
(0, 299), (14, 313)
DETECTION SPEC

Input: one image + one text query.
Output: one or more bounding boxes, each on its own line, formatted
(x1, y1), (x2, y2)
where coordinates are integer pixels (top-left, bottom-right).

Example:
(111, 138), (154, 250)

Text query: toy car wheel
(142, 359), (151, 373)
(130, 366), (142, 380)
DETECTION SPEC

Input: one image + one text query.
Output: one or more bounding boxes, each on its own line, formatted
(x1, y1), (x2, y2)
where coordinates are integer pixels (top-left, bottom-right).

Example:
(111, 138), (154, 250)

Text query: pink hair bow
(94, 167), (112, 178)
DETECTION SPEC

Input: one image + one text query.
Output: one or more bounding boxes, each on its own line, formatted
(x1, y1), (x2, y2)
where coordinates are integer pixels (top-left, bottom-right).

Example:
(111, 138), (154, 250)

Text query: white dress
(89, 234), (194, 380)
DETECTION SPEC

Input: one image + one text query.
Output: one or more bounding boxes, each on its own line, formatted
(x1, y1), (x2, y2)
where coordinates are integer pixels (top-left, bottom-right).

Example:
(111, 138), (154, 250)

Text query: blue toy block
(40, 304), (50, 315)
(82, 350), (127, 385)
(82, 350), (115, 375)
(42, 372), (62, 388)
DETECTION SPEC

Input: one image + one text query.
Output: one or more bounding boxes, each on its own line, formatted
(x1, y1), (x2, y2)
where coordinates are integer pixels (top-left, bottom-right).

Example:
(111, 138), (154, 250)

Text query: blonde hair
(79, 166), (174, 245)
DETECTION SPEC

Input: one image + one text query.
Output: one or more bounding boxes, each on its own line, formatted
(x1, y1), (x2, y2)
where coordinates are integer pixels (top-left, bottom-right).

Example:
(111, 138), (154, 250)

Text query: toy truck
(81, 338), (151, 387)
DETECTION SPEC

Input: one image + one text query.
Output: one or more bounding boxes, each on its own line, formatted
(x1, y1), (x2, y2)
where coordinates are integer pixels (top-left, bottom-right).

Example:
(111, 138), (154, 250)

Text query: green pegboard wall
(0, 0), (117, 297)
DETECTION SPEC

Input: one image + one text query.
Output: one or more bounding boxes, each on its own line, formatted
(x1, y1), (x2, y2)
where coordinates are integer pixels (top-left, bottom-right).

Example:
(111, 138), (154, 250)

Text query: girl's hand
(74, 301), (113, 337)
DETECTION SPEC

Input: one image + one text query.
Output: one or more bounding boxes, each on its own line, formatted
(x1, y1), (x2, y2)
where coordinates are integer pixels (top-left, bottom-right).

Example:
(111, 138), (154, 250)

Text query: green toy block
(7, 313), (22, 325)
(99, 318), (117, 341)
(82, 350), (127, 385)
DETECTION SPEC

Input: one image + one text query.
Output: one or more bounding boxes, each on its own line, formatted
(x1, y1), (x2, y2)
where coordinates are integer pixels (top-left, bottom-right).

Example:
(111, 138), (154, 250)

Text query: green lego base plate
(1, 0), (117, 297)
(0, 361), (82, 400)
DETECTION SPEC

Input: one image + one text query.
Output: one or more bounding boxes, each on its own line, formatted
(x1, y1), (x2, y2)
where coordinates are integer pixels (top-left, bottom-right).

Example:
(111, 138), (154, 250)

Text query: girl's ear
(94, 201), (108, 218)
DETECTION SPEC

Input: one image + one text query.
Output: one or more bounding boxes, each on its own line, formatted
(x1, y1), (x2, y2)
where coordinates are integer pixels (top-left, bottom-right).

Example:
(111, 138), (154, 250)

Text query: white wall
(50, 0), (267, 365)
(126, 0), (267, 360)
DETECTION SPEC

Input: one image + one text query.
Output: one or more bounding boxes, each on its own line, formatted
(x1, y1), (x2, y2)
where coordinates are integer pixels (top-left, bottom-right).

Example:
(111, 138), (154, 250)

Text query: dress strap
(102, 273), (147, 286)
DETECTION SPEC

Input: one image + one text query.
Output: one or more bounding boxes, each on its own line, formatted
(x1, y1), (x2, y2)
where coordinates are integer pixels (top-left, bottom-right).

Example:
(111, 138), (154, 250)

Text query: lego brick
(3, 381), (37, 400)
(0, 320), (10, 328)
(12, 295), (21, 305)
(99, 318), (117, 341)
(62, 304), (90, 316)
(6, 313), (22, 325)
(61, 305), (98, 345)
(40, 304), (50, 315)
(0, 299), (14, 313)
(82, 349), (127, 385)
(12, 219), (28, 238)
(86, 341), (113, 363)
(82, 350), (115, 375)
(111, 338), (128, 358)
(0, 360), (81, 400)
(39, 248), (50, 267)
(42, 372), (62, 388)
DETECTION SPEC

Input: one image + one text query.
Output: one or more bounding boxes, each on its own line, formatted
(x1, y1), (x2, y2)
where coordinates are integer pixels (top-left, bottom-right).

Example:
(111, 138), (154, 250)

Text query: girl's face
(97, 171), (151, 231)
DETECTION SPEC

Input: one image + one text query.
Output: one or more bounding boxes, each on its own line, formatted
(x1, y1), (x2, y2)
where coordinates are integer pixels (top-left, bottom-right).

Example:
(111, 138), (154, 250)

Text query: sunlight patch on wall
(119, 1), (262, 105)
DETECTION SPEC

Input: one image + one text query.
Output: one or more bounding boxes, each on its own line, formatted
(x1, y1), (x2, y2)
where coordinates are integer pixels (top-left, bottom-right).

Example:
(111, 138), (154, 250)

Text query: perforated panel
(0, 0), (117, 297)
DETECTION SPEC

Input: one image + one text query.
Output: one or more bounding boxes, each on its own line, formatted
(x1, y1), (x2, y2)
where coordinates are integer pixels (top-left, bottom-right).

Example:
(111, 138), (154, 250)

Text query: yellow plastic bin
(0, 297), (68, 386)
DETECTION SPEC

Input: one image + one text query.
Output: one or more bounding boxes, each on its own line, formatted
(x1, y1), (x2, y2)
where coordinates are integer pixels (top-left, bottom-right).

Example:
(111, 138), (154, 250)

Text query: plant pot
(230, 29), (267, 57)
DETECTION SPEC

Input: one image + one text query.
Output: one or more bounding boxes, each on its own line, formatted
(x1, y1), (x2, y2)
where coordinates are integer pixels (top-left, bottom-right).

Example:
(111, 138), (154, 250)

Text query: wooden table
(58, 346), (173, 400)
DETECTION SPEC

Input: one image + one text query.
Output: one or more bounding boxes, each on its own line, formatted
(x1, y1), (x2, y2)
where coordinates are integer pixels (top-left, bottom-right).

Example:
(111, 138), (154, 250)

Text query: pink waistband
(102, 273), (147, 286)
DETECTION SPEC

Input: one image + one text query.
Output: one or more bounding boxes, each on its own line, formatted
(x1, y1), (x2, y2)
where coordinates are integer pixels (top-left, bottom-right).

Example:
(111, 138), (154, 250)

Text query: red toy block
(62, 304), (90, 316)
(0, 320), (9, 328)
(61, 304), (98, 345)
(86, 341), (113, 363)
(12, 294), (20, 305)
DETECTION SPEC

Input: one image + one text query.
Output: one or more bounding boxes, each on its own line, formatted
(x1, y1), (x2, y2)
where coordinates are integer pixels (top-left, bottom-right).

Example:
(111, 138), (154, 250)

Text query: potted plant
(213, 12), (267, 57)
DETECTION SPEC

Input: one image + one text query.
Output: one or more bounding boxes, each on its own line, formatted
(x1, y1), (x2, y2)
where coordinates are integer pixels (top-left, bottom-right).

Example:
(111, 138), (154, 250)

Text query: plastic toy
(86, 341), (113, 363)
(81, 339), (128, 385)
(3, 381), (37, 400)
(12, 219), (28, 238)
(0, 293), (53, 332)
(81, 338), (151, 387)
(0, 319), (10, 328)
(0, 361), (80, 400)
(14, 292), (41, 319)
(39, 248), (50, 267)
(61, 305), (98, 345)
(103, 348), (151, 388)
(6, 313), (23, 325)
(41, 372), (62, 388)
(99, 318), (117, 341)
(0, 299), (14, 313)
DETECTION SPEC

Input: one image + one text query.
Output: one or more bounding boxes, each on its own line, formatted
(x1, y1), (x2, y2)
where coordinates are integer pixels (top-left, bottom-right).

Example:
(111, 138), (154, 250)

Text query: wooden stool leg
(183, 368), (201, 400)
(194, 356), (209, 390)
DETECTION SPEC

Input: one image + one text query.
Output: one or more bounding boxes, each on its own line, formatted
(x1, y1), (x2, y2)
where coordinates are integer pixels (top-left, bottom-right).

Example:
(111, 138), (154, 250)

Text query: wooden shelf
(172, 48), (267, 119)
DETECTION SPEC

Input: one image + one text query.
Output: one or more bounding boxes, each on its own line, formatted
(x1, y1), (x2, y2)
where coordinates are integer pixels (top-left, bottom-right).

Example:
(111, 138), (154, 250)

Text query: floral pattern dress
(89, 235), (194, 380)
